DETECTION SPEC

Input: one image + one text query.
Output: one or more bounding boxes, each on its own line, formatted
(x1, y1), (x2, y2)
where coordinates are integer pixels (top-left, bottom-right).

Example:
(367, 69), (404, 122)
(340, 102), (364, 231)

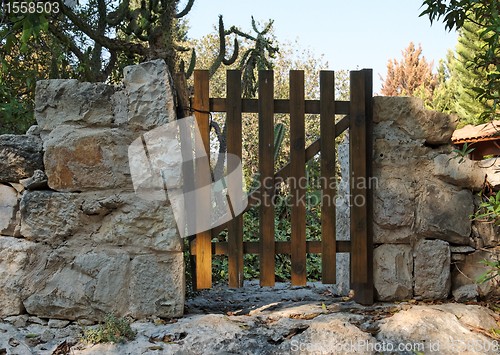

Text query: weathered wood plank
(193, 70), (212, 289)
(210, 98), (350, 115)
(259, 70), (275, 287)
(226, 70), (244, 288)
(190, 240), (352, 255)
(349, 70), (373, 305)
(320, 71), (337, 284)
(289, 71), (307, 286)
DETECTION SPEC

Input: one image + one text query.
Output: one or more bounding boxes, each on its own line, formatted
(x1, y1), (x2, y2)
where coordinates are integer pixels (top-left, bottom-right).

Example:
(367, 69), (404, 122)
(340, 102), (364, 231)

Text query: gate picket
(320, 71), (337, 284)
(258, 70), (276, 287)
(289, 71), (307, 286)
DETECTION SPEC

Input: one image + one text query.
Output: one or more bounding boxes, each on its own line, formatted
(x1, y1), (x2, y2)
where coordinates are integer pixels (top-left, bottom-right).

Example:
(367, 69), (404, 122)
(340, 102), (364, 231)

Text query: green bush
(81, 314), (136, 344)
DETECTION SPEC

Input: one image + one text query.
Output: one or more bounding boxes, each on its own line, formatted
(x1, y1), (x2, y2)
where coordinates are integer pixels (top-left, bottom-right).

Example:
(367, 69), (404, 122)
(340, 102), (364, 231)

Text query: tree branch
(56, 0), (149, 57)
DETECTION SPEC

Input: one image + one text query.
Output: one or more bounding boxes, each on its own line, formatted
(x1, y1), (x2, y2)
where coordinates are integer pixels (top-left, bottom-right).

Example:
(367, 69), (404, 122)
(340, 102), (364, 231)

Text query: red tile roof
(452, 120), (500, 143)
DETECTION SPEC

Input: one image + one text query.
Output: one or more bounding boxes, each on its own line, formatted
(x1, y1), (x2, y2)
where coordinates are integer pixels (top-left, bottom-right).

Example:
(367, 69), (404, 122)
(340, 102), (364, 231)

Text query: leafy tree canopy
(420, 0), (500, 121)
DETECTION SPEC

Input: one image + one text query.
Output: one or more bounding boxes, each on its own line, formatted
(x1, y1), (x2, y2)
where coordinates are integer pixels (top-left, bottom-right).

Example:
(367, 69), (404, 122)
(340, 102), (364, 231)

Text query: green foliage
(477, 258), (500, 283)
(420, 0), (500, 122)
(451, 142), (476, 163)
(473, 190), (500, 225)
(81, 314), (136, 344)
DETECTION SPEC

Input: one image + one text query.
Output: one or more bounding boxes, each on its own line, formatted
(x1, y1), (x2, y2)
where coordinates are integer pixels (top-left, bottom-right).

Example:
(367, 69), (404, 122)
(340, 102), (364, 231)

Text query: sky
(183, 0), (458, 93)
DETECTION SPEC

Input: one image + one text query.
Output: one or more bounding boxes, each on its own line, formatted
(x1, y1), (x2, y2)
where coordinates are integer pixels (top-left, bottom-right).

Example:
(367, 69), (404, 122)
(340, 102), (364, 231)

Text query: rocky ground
(1, 281), (499, 354)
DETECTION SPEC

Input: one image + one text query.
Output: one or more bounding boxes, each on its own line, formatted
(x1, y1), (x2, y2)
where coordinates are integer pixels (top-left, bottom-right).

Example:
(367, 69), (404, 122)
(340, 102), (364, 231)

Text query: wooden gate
(189, 69), (374, 305)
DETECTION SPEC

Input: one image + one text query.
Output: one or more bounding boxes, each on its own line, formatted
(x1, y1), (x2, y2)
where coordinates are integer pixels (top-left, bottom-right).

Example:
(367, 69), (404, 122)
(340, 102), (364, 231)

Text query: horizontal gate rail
(190, 240), (352, 255)
(209, 98), (350, 114)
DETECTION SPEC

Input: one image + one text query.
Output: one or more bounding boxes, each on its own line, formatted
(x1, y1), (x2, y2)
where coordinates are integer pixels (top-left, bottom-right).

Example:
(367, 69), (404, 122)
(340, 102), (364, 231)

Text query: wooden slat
(363, 69), (374, 304)
(226, 70), (244, 288)
(210, 114), (351, 238)
(259, 70), (275, 287)
(289, 71), (307, 286)
(190, 240), (352, 255)
(320, 71), (337, 284)
(349, 70), (373, 305)
(193, 70), (212, 289)
(210, 98), (350, 114)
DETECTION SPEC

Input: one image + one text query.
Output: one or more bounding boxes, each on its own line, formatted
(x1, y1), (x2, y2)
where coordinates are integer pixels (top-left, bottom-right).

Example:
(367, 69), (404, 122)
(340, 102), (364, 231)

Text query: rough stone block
(23, 248), (184, 320)
(373, 96), (458, 145)
(20, 191), (81, 246)
(415, 181), (473, 244)
(35, 79), (116, 132)
(374, 244), (413, 301)
(0, 184), (19, 236)
(374, 177), (414, 229)
(123, 59), (176, 130)
(0, 134), (44, 183)
(472, 221), (500, 248)
(43, 125), (134, 192)
(20, 190), (182, 251)
(451, 249), (500, 299)
(0, 238), (38, 317)
(414, 239), (451, 299)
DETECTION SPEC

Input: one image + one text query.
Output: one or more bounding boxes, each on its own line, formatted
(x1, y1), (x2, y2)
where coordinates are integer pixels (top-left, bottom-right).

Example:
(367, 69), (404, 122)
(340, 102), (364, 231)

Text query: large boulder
(0, 135), (44, 183)
(373, 244), (413, 301)
(415, 180), (473, 244)
(377, 304), (499, 355)
(414, 239), (451, 299)
(43, 125), (134, 192)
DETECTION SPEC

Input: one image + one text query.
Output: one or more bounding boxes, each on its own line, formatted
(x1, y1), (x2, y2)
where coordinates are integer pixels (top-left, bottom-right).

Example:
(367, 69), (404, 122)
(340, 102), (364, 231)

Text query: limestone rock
(373, 96), (458, 145)
(0, 238), (38, 317)
(373, 178), (414, 229)
(414, 239), (451, 299)
(472, 220), (500, 248)
(415, 180), (473, 244)
(35, 79), (116, 132)
(43, 125), (134, 192)
(0, 184), (19, 236)
(452, 284), (478, 302)
(451, 249), (500, 299)
(0, 134), (44, 183)
(21, 190), (182, 251)
(277, 314), (376, 354)
(373, 244), (413, 301)
(19, 170), (48, 190)
(20, 191), (80, 246)
(23, 249), (184, 320)
(433, 154), (486, 189)
(377, 304), (499, 355)
(123, 59), (176, 130)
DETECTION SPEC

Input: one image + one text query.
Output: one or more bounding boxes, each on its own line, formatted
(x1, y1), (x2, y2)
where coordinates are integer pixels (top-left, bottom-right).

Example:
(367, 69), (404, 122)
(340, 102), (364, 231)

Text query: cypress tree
(449, 20), (492, 126)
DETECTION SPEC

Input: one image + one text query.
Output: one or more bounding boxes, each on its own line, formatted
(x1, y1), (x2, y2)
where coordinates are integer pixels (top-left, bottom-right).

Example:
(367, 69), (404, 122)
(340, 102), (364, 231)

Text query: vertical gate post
(193, 70), (212, 289)
(349, 69), (374, 305)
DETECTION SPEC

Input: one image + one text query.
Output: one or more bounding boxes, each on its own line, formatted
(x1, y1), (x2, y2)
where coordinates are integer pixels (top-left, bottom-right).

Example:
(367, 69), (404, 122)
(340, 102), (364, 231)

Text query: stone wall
(0, 60), (184, 320)
(371, 97), (500, 302)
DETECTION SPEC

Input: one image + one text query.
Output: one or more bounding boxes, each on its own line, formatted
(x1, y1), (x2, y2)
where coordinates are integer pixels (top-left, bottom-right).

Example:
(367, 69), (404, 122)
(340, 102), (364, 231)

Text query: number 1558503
(3, 1), (60, 14)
